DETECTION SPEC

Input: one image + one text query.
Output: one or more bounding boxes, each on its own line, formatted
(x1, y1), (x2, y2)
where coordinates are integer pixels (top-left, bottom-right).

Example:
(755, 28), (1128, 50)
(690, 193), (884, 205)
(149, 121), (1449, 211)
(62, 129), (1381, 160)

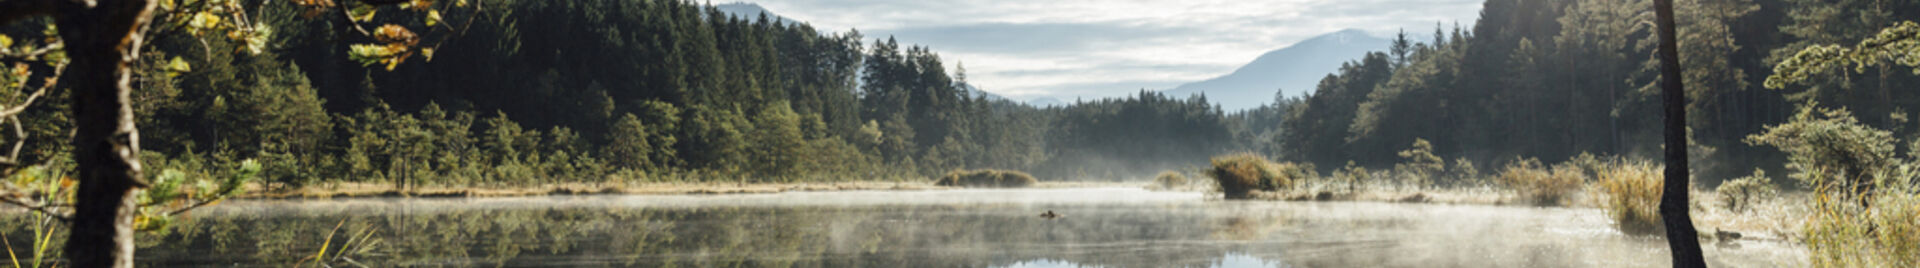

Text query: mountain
(958, 83), (1008, 101)
(715, 2), (796, 25)
(1026, 97), (1064, 107)
(1164, 29), (1389, 111)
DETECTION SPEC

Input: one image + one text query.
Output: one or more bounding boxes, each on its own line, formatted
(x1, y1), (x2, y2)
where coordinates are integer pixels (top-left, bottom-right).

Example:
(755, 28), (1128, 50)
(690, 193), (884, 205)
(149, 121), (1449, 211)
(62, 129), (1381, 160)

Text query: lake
(9, 188), (1803, 267)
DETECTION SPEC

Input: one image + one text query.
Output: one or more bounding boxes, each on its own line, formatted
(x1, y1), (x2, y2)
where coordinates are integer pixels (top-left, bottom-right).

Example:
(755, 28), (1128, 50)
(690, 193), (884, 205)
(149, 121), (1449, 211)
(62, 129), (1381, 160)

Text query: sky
(739, 0), (1485, 101)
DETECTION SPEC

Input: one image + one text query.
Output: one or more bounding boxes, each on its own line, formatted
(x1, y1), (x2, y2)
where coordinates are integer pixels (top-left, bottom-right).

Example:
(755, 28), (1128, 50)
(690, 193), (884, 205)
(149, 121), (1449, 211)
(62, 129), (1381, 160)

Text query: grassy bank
(1168, 151), (1810, 244)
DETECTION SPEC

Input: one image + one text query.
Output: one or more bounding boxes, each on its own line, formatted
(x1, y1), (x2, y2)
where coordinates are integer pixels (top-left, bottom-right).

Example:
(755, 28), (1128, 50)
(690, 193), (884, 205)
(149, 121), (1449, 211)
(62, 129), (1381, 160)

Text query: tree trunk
(54, 0), (157, 267)
(1652, 0), (1706, 267)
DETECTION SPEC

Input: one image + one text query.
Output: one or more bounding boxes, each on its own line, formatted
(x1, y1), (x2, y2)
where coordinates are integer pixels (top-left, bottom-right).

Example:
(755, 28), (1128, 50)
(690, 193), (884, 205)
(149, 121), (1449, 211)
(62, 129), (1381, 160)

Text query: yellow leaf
(349, 5), (377, 22)
(165, 56), (192, 78)
(189, 12), (222, 35)
(421, 47), (435, 62)
(426, 9), (442, 27)
(456, 0), (468, 7)
(0, 34), (11, 53)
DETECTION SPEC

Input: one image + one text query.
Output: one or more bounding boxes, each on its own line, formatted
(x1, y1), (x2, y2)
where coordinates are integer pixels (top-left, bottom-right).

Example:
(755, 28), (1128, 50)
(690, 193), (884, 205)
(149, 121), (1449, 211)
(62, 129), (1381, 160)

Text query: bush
(1449, 157), (1480, 187)
(1206, 153), (1298, 199)
(1593, 161), (1664, 236)
(1153, 171), (1189, 189)
(1338, 161), (1369, 193)
(1717, 169), (1778, 213)
(935, 169), (1038, 188)
(1395, 138), (1444, 188)
(1496, 158), (1584, 206)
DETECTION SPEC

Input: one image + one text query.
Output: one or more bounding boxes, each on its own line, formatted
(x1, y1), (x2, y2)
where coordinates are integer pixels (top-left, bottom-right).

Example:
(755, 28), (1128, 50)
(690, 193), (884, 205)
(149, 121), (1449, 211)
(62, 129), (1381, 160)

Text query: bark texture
(1652, 0), (1707, 267)
(52, 0), (158, 267)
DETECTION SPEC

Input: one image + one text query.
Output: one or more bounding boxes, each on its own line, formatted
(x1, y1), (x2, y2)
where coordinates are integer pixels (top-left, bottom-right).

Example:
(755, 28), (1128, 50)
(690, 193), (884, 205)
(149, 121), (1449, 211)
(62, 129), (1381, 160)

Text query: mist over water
(71, 188), (1800, 267)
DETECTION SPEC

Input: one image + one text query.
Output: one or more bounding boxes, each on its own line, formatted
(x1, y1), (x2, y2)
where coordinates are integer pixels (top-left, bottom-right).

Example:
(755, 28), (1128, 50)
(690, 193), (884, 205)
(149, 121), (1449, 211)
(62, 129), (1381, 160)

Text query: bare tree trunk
(1652, 0), (1705, 267)
(53, 0), (157, 267)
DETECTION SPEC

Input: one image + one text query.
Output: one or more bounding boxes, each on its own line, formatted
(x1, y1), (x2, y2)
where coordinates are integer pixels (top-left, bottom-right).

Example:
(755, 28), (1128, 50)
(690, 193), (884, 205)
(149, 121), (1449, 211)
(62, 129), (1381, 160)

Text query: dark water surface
(12, 188), (1802, 267)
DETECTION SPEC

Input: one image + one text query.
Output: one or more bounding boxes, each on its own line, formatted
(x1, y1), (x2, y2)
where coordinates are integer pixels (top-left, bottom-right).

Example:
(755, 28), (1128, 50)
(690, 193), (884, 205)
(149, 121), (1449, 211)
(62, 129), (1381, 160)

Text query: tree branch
(0, 195), (71, 222)
(0, 0), (59, 25)
(0, 63), (61, 118)
(0, 42), (63, 62)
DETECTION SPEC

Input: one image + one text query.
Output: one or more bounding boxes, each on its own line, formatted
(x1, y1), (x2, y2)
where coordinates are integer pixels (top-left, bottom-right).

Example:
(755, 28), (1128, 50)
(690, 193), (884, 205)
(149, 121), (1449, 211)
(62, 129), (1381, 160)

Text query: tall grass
(1495, 158), (1584, 206)
(1153, 171), (1189, 190)
(1592, 161), (1664, 236)
(934, 169), (1038, 188)
(1805, 171), (1920, 267)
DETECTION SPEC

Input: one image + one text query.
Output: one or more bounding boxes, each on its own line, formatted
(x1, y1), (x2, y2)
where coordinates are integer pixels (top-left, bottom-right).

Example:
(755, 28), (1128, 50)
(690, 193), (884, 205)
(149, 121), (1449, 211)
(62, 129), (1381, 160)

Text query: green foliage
(1394, 138), (1443, 188)
(1449, 157), (1480, 186)
(1717, 169), (1778, 213)
(1747, 104), (1920, 266)
(1766, 21), (1920, 89)
(1746, 105), (1894, 194)
(748, 101), (808, 181)
(1338, 161), (1369, 194)
(934, 169), (1037, 188)
(604, 114), (656, 172)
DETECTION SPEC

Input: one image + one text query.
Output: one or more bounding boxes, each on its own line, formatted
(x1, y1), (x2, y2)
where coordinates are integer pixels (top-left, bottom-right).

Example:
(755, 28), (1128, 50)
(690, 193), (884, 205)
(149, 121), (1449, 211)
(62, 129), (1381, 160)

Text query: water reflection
(1, 188), (1802, 267)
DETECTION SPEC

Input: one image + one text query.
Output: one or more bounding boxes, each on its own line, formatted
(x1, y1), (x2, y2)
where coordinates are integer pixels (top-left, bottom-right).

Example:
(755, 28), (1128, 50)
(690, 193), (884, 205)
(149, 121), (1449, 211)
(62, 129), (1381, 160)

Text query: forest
(1, 0), (1255, 191)
(0, 0), (1912, 191)
(3, 0), (1920, 266)
(2, 0), (1911, 189)
(1279, 0), (1920, 186)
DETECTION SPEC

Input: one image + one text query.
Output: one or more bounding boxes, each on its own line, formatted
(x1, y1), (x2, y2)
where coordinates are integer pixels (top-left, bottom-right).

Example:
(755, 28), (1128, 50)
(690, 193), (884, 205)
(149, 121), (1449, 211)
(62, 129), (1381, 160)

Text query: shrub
(1395, 138), (1444, 188)
(935, 169), (1038, 188)
(1746, 106), (1896, 197)
(1716, 169), (1778, 213)
(1495, 158), (1584, 206)
(1449, 157), (1480, 187)
(1153, 171), (1189, 189)
(1594, 161), (1664, 236)
(1338, 161), (1369, 193)
(1207, 153), (1295, 199)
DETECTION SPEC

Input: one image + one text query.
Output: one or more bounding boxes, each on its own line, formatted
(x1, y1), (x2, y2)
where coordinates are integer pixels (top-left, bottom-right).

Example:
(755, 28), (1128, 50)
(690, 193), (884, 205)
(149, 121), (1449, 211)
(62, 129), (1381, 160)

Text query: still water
(27, 188), (1805, 267)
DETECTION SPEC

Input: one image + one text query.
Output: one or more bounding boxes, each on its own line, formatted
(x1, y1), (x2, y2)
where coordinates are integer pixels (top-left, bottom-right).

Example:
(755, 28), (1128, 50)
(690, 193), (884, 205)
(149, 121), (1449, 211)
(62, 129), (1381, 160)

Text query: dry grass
(1207, 153), (1305, 199)
(1591, 161), (1664, 236)
(1495, 158), (1585, 206)
(1152, 171), (1190, 190)
(1804, 183), (1920, 267)
(934, 169), (1039, 188)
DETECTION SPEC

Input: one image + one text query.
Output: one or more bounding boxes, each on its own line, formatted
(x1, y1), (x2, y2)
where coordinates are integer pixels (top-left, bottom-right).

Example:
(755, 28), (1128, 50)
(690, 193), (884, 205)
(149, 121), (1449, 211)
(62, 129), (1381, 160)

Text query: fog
(102, 188), (1802, 267)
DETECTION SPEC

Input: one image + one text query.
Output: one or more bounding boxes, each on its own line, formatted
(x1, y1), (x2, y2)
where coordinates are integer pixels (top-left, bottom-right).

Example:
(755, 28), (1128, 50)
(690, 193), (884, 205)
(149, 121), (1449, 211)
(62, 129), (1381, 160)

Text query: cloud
(745, 0), (1483, 101)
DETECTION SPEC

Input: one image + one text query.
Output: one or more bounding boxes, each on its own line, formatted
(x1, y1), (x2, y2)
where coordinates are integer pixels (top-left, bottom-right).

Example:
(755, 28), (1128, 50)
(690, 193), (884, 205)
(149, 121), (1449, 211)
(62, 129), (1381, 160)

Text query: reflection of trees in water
(7, 200), (1797, 266)
(0, 202), (1301, 266)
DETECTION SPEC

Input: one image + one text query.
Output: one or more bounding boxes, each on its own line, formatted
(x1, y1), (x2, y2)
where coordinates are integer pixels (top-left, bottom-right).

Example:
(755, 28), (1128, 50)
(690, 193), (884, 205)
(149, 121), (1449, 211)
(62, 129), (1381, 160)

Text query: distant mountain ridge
(715, 2), (796, 25)
(1165, 29), (1389, 111)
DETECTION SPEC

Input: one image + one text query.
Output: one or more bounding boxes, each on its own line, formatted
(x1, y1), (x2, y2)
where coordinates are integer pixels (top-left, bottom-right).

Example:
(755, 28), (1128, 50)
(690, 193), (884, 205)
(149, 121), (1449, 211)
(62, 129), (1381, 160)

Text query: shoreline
(236, 181), (1152, 199)
(235, 181), (1806, 243)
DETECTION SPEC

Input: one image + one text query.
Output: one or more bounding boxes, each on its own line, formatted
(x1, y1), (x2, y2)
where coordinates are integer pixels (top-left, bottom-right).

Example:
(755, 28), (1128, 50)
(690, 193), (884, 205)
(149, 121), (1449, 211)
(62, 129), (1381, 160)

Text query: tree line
(1275, 0), (1920, 186)
(3, 0), (1258, 190)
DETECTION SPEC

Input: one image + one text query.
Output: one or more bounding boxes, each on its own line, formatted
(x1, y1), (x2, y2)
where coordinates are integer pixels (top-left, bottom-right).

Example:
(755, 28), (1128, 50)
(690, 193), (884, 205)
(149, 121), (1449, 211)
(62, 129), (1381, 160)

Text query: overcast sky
(742, 0), (1484, 101)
